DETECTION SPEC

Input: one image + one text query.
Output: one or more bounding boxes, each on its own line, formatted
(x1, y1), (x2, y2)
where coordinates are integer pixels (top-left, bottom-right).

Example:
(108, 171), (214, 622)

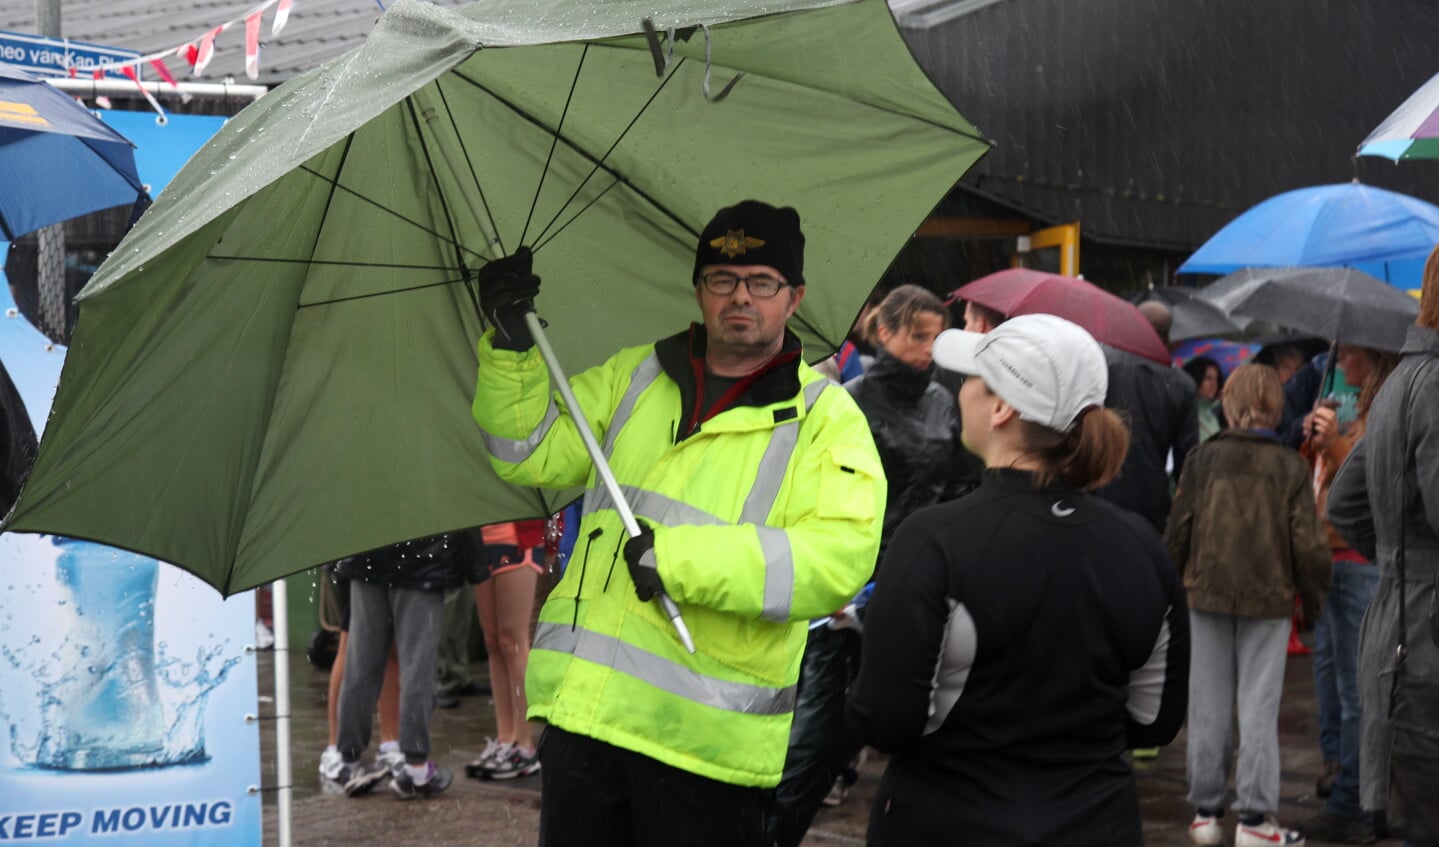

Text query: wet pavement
(257, 638), (1400, 846)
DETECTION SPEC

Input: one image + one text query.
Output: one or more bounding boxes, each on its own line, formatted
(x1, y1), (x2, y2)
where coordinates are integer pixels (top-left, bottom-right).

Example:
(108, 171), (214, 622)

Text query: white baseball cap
(931, 313), (1109, 433)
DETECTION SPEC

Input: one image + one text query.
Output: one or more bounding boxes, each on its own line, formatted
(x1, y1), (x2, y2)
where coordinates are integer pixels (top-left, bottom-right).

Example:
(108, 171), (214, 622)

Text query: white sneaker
(377, 748), (405, 777)
(1235, 817), (1305, 847)
(821, 776), (848, 807)
(1188, 813), (1222, 846)
(486, 745), (540, 780)
(464, 738), (513, 779)
(318, 749), (345, 795)
(319, 748), (344, 779)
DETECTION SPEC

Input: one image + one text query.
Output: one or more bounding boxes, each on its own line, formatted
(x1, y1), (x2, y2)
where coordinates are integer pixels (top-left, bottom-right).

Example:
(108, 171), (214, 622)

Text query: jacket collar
(654, 323), (804, 438)
(1212, 427), (1282, 445)
(1401, 324), (1439, 356)
(864, 348), (935, 401)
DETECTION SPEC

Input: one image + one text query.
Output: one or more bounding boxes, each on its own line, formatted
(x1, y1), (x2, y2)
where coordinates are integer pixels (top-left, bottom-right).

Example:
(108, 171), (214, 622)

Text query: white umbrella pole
(524, 312), (696, 654)
(270, 579), (293, 847)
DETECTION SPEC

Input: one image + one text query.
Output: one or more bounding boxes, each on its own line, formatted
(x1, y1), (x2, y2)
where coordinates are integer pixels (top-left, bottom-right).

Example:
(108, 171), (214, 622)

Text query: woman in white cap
(848, 314), (1190, 846)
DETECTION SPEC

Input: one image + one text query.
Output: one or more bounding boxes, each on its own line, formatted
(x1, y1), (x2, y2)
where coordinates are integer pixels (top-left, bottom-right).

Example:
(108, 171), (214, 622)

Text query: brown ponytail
(1019, 407), (1130, 490)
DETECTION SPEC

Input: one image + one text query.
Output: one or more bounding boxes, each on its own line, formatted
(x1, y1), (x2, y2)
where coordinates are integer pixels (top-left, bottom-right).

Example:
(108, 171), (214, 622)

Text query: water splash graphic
(0, 540), (242, 771)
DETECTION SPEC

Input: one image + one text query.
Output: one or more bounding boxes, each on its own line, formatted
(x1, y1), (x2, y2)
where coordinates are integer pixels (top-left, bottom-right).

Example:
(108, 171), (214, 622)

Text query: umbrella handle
(523, 312), (697, 654)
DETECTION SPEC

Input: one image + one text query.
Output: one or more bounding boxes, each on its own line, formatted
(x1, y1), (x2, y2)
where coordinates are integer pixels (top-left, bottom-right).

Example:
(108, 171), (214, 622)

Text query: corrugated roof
(0, 0), (469, 86)
(904, 0), (1439, 250)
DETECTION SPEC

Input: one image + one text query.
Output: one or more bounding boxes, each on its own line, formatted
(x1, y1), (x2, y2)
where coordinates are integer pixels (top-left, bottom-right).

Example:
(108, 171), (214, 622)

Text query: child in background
(1165, 364), (1330, 847)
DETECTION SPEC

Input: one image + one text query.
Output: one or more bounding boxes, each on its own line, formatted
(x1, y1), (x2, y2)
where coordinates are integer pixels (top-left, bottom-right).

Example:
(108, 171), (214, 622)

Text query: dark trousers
(537, 725), (772, 847)
(767, 625), (863, 847)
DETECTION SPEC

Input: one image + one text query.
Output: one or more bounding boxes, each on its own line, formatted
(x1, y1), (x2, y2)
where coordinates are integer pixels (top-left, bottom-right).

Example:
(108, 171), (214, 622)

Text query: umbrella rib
(520, 44), (590, 248)
(296, 275), (470, 310)
(433, 77), (505, 255)
(448, 68), (701, 243)
(531, 58), (687, 250)
(402, 98), (470, 272)
(402, 94), (488, 326)
(206, 255), (461, 272)
(532, 180), (622, 253)
(297, 164), (490, 265)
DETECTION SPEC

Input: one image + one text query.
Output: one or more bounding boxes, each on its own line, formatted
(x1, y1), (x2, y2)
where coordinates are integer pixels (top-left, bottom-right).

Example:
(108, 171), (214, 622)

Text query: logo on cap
(710, 229), (766, 258)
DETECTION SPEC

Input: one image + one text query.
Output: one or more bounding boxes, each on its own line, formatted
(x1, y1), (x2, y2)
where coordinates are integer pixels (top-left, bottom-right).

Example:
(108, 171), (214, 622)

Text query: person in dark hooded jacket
(768, 284), (957, 846)
(333, 530), (470, 798)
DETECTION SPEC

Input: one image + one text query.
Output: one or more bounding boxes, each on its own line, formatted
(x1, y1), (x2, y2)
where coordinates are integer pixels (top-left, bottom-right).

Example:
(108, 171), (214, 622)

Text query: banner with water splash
(0, 111), (258, 845)
(0, 537), (261, 845)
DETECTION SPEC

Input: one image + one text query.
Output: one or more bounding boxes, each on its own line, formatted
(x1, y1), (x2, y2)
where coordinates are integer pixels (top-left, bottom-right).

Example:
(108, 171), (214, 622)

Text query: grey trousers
(337, 582), (443, 766)
(1185, 609), (1290, 814)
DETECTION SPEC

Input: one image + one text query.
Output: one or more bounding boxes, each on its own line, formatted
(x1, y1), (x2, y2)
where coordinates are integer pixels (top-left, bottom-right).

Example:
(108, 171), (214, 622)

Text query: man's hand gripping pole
(523, 312), (697, 654)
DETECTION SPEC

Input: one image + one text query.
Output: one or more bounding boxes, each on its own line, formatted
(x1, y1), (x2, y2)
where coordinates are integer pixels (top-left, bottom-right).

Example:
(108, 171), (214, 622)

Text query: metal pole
(270, 580), (293, 847)
(35, 0), (65, 343)
(45, 77), (269, 102)
(525, 313), (696, 654)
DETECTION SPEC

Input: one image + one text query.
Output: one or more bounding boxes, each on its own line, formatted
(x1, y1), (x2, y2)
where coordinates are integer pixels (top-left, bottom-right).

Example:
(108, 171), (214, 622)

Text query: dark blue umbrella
(0, 63), (146, 241)
(1177, 182), (1439, 290)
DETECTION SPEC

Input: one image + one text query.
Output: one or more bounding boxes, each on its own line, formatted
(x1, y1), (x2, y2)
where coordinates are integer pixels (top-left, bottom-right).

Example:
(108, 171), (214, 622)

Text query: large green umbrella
(3, 0), (988, 595)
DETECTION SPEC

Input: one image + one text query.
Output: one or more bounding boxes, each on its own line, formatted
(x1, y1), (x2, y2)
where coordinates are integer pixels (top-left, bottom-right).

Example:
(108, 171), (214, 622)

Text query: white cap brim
(932, 328), (985, 375)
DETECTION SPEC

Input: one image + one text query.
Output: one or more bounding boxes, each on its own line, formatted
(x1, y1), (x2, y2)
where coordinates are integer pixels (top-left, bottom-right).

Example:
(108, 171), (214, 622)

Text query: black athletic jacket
(849, 469), (1189, 847)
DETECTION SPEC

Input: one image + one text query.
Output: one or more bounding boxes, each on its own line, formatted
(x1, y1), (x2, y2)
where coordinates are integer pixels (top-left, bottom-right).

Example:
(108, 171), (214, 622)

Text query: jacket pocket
(816, 444), (884, 523)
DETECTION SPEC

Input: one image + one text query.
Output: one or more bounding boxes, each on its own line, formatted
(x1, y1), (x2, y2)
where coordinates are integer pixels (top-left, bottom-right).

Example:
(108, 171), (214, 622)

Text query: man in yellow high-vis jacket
(472, 200), (884, 846)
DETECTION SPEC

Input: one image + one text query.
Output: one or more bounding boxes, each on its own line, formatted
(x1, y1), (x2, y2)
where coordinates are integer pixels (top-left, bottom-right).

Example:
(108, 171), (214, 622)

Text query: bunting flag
(273, 0), (294, 36)
(193, 28), (221, 76)
(120, 66), (168, 120)
(244, 11), (262, 80)
(68, 0), (296, 83)
(149, 59), (181, 92)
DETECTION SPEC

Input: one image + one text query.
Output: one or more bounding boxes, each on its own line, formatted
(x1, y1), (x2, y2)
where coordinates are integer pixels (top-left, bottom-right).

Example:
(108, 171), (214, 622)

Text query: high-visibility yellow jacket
(473, 324), (885, 787)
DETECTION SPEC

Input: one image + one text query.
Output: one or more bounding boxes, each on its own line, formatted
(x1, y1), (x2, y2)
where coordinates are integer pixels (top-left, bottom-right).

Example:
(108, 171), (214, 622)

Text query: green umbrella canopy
(4, 0), (988, 595)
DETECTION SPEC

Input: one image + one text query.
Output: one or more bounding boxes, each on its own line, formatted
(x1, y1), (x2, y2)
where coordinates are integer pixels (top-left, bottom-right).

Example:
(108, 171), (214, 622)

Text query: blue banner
(0, 110), (259, 846)
(0, 31), (141, 81)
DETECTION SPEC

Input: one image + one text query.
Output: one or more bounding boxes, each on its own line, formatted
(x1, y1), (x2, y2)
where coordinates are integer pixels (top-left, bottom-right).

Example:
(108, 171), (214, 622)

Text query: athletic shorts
(470, 544), (544, 584)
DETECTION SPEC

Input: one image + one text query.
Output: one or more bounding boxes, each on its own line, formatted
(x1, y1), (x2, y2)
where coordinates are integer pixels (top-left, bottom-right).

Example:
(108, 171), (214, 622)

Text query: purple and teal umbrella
(1359, 71), (1439, 161)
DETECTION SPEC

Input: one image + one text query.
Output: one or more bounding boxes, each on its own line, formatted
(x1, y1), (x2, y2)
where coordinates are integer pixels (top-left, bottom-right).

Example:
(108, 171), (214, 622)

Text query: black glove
(623, 524), (666, 602)
(476, 246), (541, 350)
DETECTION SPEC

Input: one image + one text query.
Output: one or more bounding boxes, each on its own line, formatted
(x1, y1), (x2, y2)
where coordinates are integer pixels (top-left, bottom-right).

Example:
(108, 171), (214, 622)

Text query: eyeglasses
(699, 271), (789, 299)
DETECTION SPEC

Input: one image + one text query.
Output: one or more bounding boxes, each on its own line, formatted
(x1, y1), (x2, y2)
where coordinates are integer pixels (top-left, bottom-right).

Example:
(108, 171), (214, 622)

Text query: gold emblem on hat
(710, 229), (766, 258)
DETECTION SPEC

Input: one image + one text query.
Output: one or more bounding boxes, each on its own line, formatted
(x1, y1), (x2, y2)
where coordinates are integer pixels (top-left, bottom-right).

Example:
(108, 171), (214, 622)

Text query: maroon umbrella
(949, 268), (1170, 364)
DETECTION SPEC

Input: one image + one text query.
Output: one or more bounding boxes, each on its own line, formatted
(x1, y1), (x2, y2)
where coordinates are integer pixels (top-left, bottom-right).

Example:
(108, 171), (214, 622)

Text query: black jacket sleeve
(1126, 561), (1190, 749)
(848, 513), (954, 752)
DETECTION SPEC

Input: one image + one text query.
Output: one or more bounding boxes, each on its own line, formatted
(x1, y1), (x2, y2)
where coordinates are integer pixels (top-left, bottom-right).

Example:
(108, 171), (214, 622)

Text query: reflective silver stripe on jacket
(534, 621), (797, 715)
(603, 353), (663, 455)
(590, 484), (729, 528)
(742, 379), (828, 620)
(481, 397), (559, 464)
(757, 527), (795, 622)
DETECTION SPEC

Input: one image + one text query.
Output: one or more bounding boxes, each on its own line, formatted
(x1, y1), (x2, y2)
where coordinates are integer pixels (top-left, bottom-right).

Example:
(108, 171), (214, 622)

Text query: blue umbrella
(1177, 182), (1439, 290)
(0, 63), (146, 241)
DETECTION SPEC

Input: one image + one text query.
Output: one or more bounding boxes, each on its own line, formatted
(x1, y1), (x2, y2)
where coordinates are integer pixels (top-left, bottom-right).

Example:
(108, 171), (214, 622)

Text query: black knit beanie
(692, 200), (805, 287)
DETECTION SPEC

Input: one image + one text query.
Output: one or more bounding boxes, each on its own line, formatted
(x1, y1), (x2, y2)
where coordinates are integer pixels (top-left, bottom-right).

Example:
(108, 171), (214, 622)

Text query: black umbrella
(1144, 286), (1251, 342)
(1196, 267), (1418, 352)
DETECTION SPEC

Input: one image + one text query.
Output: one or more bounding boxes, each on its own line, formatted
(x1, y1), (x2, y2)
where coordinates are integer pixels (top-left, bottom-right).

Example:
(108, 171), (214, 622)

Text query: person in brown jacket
(1164, 363), (1330, 847)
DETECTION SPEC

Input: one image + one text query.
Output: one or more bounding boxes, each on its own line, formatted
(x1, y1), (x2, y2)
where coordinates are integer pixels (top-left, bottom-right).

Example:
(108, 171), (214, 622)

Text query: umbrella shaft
(523, 312), (695, 654)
